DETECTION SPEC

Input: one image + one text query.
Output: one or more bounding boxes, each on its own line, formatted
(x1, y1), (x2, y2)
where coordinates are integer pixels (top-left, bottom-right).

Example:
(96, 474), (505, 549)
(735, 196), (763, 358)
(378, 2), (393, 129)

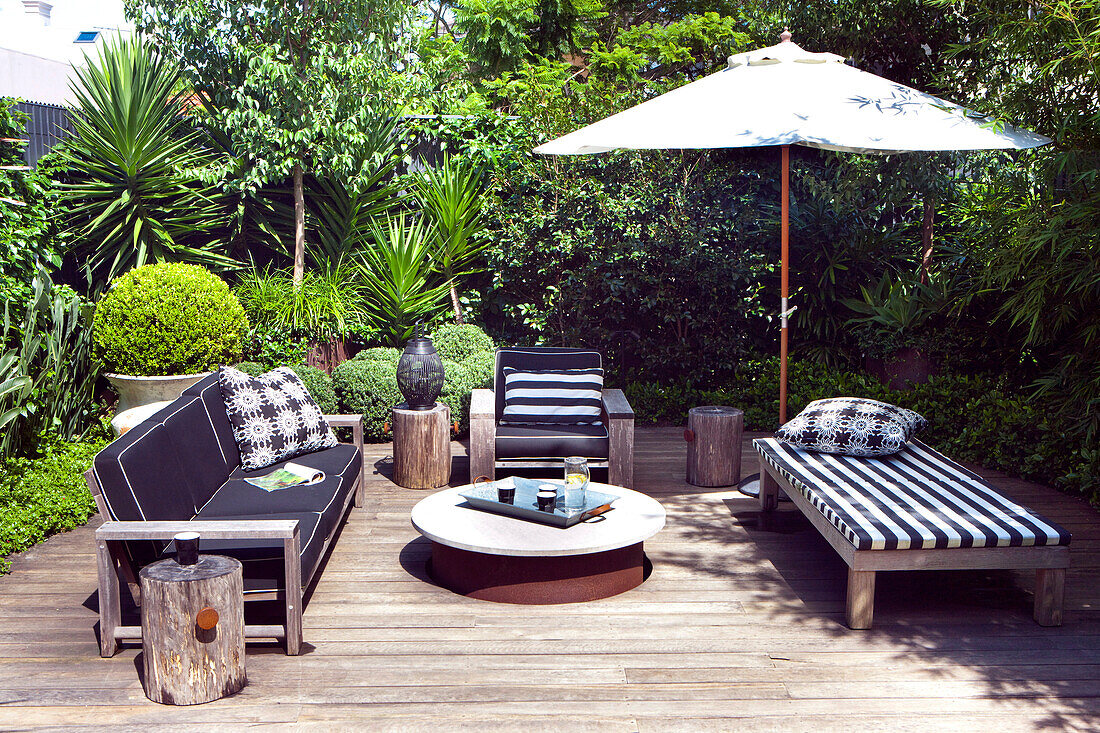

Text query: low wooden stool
(139, 533), (246, 705)
(392, 401), (451, 489)
(685, 406), (744, 487)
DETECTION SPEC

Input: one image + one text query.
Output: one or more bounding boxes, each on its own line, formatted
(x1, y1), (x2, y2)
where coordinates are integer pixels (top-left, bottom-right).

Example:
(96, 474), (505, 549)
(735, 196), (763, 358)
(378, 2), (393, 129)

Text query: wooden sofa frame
(87, 414), (365, 657)
(469, 387), (634, 488)
(758, 463), (1069, 630)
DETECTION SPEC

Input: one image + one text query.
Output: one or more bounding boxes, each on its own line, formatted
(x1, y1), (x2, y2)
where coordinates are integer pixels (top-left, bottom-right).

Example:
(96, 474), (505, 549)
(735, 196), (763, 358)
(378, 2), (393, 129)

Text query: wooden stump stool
(685, 406), (744, 487)
(139, 533), (245, 705)
(392, 401), (451, 489)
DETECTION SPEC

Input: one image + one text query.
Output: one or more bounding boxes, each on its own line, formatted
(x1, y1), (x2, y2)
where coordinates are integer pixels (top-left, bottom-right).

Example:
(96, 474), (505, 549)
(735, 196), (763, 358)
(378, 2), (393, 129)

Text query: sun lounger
(754, 437), (1071, 629)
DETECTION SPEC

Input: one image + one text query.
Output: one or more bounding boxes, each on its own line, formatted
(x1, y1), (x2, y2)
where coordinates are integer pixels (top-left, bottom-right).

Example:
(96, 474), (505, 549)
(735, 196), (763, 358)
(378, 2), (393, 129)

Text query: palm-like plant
(358, 214), (454, 345)
(60, 35), (236, 290)
(413, 156), (488, 323)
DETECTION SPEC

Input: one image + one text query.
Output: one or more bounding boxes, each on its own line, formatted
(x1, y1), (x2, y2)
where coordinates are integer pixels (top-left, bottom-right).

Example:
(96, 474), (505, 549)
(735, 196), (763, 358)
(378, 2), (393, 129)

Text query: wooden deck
(1, 428), (1098, 730)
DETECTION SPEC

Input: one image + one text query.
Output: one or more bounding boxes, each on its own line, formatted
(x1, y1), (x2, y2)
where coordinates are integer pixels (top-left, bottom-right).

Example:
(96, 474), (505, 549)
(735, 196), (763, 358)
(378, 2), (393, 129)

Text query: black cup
(498, 487), (516, 504)
(536, 490), (557, 512)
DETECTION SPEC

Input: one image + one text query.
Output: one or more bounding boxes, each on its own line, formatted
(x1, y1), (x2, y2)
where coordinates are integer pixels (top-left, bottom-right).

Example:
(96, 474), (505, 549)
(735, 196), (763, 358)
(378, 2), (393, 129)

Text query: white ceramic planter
(105, 372), (212, 414)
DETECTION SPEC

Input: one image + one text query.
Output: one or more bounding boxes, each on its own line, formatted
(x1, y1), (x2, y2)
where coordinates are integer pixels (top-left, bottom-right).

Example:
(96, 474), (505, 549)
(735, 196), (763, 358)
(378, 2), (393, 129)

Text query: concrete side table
(392, 402), (451, 489)
(685, 405), (744, 487)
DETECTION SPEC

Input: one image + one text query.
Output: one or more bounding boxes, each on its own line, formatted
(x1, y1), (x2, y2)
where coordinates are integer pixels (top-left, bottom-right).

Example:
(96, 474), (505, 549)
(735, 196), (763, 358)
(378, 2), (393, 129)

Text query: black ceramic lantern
(396, 325), (445, 410)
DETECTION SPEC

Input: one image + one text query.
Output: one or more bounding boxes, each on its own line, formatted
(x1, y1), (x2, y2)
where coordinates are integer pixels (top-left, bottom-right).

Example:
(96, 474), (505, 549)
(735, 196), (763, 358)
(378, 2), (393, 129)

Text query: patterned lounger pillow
(775, 396), (927, 457)
(500, 367), (604, 424)
(218, 365), (338, 470)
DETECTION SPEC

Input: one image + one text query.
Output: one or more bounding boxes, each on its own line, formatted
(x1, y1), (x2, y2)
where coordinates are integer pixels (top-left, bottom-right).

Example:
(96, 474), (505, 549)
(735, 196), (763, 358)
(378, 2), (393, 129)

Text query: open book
(245, 462), (325, 492)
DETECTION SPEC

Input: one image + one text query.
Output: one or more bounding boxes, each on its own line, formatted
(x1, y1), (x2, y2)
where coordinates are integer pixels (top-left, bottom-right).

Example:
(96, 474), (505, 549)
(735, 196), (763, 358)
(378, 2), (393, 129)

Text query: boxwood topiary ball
(430, 323), (494, 362)
(93, 263), (249, 376)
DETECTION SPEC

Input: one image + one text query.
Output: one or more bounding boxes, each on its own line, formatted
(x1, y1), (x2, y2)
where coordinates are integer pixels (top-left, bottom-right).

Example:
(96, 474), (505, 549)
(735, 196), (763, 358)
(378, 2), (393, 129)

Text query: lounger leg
(846, 569), (876, 630)
(1034, 568), (1065, 627)
(96, 539), (122, 657)
(760, 469), (779, 512)
(284, 533), (303, 655)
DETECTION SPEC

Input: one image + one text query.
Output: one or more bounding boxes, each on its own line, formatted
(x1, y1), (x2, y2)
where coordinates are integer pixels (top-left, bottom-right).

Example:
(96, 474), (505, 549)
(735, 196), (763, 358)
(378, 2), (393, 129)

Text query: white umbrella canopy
(534, 31), (1050, 427)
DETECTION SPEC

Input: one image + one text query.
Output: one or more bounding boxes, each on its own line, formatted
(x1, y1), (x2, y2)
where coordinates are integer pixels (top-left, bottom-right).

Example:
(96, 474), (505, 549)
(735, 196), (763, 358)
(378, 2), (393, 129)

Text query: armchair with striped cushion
(469, 347), (634, 488)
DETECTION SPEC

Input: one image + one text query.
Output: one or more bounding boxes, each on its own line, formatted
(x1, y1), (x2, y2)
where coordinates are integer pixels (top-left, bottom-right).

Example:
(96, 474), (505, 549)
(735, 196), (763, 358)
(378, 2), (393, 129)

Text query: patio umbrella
(534, 30), (1050, 425)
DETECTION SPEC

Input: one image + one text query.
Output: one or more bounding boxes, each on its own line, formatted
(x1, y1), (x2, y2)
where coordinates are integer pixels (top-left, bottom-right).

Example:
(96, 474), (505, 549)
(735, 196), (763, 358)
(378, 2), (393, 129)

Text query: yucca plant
(412, 155), (487, 323)
(358, 214), (453, 346)
(59, 35), (236, 291)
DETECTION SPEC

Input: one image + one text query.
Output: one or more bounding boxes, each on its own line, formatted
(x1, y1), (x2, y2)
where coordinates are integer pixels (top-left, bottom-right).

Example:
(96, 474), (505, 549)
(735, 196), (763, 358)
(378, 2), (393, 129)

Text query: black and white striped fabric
(755, 437), (1071, 551)
(500, 367), (603, 424)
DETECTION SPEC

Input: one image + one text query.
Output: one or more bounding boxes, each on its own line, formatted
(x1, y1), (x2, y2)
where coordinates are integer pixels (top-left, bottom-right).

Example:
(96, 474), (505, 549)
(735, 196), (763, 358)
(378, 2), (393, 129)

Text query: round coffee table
(410, 483), (665, 604)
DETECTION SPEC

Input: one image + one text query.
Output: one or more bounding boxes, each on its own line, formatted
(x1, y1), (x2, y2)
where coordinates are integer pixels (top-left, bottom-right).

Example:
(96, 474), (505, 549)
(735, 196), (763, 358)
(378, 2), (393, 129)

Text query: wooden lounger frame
(758, 464), (1068, 630)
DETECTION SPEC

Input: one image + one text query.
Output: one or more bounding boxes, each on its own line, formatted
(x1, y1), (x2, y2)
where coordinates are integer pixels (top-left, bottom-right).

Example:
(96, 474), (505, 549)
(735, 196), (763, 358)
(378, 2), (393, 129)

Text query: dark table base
(428, 542), (648, 604)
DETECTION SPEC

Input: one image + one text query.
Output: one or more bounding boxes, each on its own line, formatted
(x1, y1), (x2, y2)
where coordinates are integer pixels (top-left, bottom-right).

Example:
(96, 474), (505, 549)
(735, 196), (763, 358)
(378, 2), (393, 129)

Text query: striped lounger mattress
(753, 437), (1071, 628)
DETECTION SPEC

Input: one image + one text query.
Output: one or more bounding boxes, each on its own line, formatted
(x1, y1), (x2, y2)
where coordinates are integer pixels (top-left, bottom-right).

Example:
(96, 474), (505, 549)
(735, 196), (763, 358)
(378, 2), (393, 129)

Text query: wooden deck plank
(0, 428), (1096, 728)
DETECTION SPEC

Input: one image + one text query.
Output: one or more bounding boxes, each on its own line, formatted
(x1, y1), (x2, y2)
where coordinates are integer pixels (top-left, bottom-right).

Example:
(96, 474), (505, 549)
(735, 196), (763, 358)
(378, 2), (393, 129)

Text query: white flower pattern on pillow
(219, 365), (338, 471)
(775, 397), (927, 457)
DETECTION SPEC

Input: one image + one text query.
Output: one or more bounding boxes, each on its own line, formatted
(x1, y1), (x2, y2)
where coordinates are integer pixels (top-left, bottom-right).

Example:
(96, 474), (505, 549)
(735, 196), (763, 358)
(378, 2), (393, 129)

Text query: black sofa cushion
(175, 511), (327, 595)
(218, 365), (338, 471)
(494, 348), (602, 420)
(501, 367), (604, 424)
(93, 399), (221, 522)
(496, 423), (609, 459)
(197, 443), (361, 540)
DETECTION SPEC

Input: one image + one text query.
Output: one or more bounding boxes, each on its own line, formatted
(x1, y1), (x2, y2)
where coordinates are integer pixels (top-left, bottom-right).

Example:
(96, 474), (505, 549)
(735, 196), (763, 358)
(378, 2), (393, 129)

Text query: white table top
(410, 483), (666, 557)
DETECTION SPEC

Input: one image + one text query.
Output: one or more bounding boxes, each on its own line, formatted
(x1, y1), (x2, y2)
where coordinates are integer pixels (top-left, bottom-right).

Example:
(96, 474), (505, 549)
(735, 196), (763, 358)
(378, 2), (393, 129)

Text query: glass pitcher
(563, 456), (590, 510)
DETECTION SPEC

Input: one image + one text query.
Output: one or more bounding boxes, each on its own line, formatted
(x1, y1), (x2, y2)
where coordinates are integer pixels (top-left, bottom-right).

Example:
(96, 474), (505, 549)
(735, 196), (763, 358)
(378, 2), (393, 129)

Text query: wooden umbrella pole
(779, 145), (790, 425)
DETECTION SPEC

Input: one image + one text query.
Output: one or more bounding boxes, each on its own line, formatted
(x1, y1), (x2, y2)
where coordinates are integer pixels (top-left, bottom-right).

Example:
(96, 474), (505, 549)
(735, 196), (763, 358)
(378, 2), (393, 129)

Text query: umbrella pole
(779, 145), (790, 425)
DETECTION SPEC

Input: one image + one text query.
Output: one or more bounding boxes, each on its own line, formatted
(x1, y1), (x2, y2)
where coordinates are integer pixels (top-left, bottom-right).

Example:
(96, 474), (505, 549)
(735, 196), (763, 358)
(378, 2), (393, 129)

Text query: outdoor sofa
(86, 373), (365, 656)
(755, 437), (1071, 629)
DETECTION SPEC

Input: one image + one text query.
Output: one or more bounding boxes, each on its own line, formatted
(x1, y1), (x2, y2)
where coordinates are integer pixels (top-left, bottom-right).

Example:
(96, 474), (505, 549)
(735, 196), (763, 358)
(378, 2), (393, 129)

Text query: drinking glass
(563, 456), (589, 510)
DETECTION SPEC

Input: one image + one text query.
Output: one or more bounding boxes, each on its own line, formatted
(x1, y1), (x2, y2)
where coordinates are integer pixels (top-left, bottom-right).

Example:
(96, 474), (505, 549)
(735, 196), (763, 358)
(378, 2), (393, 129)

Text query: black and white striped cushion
(755, 437), (1071, 551)
(500, 367), (603, 424)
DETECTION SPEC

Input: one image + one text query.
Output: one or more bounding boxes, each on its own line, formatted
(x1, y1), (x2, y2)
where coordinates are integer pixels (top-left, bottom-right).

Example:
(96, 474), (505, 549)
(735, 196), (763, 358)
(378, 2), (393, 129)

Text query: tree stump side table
(685, 406), (744, 487)
(139, 542), (246, 705)
(392, 401), (451, 489)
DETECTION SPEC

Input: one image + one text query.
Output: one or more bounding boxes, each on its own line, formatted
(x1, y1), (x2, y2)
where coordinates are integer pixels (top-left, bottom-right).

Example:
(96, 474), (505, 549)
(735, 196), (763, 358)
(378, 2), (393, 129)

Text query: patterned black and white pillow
(500, 367), (603, 424)
(218, 366), (338, 471)
(775, 397), (927, 457)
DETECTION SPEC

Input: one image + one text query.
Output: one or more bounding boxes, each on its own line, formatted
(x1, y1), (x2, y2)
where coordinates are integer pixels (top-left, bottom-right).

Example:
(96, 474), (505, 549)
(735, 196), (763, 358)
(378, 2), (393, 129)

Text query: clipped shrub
(1, 437), (106, 574)
(234, 361), (266, 376)
(333, 356), (401, 441)
(290, 364), (337, 414)
(431, 323), (495, 362)
(93, 263), (248, 376)
(352, 347), (402, 365)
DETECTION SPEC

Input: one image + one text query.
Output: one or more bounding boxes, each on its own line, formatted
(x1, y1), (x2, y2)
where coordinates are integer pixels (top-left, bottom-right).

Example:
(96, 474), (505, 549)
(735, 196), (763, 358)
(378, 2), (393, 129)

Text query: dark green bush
(234, 361), (266, 376)
(0, 437), (106, 573)
(290, 364), (337, 414)
(333, 352), (402, 441)
(93, 263), (249, 376)
(431, 323), (495, 362)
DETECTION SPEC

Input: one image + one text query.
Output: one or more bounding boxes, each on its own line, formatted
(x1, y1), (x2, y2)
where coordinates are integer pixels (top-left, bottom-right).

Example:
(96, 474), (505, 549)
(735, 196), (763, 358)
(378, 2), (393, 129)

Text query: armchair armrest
(470, 389), (496, 420)
(469, 389), (496, 483)
(324, 413), (366, 507)
(602, 389), (634, 419)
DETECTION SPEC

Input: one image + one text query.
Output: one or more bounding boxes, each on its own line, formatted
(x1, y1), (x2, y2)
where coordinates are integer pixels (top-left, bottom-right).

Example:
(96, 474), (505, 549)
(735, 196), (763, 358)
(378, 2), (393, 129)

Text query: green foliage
(1, 268), (100, 458)
(239, 325), (310, 369)
(234, 267), (368, 341)
(357, 214), (454, 345)
(289, 364), (338, 415)
(0, 99), (62, 308)
(333, 350), (402, 441)
(430, 323), (496, 362)
(59, 36), (236, 291)
(0, 437), (106, 573)
(93, 263), (248, 376)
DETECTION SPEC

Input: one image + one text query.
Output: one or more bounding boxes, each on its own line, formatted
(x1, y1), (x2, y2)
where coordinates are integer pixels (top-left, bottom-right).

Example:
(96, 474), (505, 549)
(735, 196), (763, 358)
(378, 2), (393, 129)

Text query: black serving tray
(458, 477), (617, 528)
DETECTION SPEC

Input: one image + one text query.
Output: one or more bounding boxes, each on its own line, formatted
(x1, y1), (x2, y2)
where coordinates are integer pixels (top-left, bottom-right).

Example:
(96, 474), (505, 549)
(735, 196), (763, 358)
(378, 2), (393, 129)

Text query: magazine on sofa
(245, 462), (325, 492)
